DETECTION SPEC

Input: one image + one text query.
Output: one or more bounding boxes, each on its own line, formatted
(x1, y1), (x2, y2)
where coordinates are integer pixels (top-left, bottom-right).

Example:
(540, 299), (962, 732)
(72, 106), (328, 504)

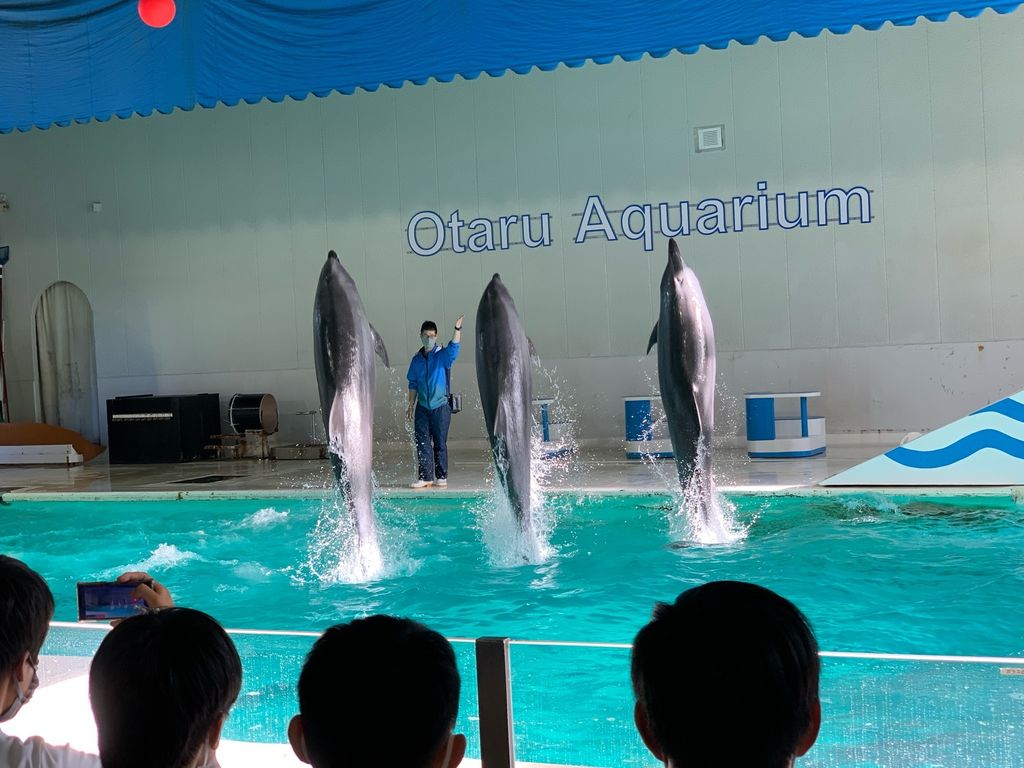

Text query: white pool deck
(3, 437), (1021, 501)
(5, 434), (1011, 499)
(2, 436), (1019, 767)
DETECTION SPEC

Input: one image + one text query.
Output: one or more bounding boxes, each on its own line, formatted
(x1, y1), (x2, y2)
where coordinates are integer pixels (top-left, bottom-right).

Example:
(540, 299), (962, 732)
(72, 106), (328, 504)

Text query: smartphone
(76, 581), (151, 621)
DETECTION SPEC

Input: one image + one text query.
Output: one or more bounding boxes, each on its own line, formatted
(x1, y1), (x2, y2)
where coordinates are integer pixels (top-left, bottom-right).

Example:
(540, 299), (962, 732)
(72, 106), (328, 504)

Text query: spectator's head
(420, 321), (438, 336)
(289, 615), (464, 768)
(89, 608), (242, 768)
(0, 556), (53, 721)
(631, 581), (820, 768)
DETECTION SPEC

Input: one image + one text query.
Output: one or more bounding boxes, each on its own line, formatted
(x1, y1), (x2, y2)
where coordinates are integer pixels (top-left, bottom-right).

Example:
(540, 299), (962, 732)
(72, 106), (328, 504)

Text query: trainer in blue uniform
(406, 315), (463, 488)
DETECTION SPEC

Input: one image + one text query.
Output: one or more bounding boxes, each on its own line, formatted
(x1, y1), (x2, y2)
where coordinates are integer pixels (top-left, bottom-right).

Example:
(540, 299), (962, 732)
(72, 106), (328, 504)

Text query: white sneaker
(434, 478), (448, 488)
(409, 479), (433, 489)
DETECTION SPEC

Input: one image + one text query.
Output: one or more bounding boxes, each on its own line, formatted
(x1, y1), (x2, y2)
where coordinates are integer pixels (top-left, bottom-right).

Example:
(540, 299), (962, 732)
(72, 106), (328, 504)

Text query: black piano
(107, 394), (221, 464)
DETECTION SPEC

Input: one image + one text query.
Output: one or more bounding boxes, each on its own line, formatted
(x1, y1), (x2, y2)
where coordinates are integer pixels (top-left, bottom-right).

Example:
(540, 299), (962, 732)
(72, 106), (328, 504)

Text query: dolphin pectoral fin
(369, 323), (390, 368)
(646, 324), (658, 355)
(528, 337), (539, 364)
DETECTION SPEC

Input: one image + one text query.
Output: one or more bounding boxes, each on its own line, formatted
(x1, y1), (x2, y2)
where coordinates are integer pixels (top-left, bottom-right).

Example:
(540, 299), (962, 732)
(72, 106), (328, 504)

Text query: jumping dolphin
(313, 251), (389, 543)
(646, 238), (716, 512)
(476, 274), (533, 533)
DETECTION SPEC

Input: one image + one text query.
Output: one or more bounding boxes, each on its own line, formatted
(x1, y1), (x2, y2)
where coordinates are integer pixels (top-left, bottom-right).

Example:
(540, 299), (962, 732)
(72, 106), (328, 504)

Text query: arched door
(32, 281), (100, 444)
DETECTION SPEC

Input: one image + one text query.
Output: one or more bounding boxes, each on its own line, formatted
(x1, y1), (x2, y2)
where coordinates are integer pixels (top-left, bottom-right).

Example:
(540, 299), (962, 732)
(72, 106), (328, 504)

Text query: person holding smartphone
(89, 600), (240, 768)
(0, 556), (100, 768)
(406, 316), (463, 488)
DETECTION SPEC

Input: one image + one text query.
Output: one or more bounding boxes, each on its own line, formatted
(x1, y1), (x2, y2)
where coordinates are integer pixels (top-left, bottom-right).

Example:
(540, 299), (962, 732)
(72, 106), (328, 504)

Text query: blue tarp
(0, 0), (1020, 132)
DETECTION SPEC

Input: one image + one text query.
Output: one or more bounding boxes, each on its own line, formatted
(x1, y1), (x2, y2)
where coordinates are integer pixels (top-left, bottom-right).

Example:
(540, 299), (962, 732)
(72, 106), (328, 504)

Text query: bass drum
(228, 393), (279, 435)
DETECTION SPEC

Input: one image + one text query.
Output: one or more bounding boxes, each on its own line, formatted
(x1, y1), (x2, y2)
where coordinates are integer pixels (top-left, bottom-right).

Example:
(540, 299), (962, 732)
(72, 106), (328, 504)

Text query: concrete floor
(0, 438), (897, 498)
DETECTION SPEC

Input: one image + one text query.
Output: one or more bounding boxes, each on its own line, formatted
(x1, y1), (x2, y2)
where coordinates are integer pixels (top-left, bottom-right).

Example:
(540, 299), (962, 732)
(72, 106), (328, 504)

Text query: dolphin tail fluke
(646, 324), (658, 355)
(369, 323), (390, 368)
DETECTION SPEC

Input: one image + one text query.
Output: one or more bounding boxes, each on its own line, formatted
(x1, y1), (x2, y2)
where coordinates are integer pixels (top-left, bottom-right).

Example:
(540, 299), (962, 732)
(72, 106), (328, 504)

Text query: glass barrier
(41, 624), (1024, 767)
(814, 653), (1023, 767)
(41, 624), (482, 757)
(509, 641), (648, 767)
(508, 641), (1024, 767)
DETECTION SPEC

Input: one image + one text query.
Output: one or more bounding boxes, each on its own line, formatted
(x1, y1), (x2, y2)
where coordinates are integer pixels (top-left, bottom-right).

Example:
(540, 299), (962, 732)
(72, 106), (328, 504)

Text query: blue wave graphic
(971, 398), (1024, 423)
(887, 429), (1024, 469)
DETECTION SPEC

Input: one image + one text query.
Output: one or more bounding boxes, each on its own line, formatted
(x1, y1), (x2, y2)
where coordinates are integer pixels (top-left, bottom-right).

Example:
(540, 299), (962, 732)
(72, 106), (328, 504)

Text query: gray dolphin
(313, 250), (390, 543)
(646, 238), (716, 511)
(476, 274), (533, 533)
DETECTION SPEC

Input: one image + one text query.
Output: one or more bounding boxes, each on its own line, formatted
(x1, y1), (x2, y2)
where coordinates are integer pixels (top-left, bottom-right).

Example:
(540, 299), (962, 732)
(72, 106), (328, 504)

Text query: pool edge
(4, 485), (1024, 502)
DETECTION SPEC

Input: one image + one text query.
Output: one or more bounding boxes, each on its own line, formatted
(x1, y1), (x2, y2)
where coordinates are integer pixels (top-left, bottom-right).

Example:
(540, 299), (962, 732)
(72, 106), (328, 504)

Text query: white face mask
(422, 335), (437, 351)
(0, 657), (38, 723)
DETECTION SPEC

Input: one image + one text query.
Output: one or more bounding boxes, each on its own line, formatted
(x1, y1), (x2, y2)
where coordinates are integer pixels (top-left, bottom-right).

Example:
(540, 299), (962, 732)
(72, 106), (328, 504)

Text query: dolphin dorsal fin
(646, 323), (658, 355)
(369, 323), (390, 368)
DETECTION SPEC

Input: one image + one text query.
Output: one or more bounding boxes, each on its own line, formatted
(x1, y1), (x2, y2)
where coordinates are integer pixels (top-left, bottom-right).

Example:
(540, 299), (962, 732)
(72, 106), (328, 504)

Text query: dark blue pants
(414, 403), (451, 481)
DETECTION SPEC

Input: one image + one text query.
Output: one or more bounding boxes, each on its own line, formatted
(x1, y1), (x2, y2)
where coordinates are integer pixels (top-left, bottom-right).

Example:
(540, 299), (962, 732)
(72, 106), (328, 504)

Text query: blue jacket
(407, 342), (460, 409)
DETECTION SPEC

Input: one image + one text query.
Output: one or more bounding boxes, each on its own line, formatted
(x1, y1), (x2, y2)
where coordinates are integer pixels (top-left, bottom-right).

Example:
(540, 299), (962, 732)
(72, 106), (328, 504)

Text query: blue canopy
(0, 0), (1019, 132)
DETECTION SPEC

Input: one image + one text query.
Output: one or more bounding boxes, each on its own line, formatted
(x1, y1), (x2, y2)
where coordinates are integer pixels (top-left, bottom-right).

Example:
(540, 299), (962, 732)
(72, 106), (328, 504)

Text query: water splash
(474, 416), (559, 567)
(241, 507), (290, 528)
(302, 493), (385, 583)
(103, 543), (201, 577)
(299, 474), (425, 585)
(636, 367), (745, 546)
(664, 437), (747, 546)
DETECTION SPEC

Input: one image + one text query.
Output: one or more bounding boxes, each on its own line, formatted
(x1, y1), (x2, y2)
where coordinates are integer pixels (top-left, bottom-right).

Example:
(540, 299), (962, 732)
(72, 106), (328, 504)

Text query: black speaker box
(107, 394), (221, 464)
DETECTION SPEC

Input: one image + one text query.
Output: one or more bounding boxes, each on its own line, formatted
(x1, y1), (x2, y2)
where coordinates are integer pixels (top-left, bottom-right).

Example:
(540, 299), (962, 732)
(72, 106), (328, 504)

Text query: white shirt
(0, 733), (100, 768)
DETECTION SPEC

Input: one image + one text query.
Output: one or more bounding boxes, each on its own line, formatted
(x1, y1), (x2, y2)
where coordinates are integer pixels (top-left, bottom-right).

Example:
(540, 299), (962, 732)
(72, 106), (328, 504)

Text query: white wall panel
(553, 65), (610, 358)
(116, 117), (163, 378)
(79, 120), (129, 380)
(514, 72), (569, 360)
(145, 113), (195, 376)
(927, 18), (993, 343)
(1, 130), (52, 392)
(354, 90), (408, 364)
(597, 61), (652, 357)
(1, 10), (1023, 441)
(827, 29), (888, 346)
(283, 98), (329, 370)
(877, 22), (940, 344)
(637, 55), (689, 320)
(396, 84), (444, 351)
(473, 74), (529, 360)
(779, 35), (839, 350)
(433, 79), (483, 365)
(979, 9), (1024, 340)
(248, 101), (301, 372)
(731, 41), (790, 351)
(683, 46), (744, 353)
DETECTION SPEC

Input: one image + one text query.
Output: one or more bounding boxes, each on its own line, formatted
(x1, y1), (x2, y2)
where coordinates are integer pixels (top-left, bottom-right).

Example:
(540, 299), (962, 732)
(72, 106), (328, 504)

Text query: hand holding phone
(77, 581), (151, 621)
(77, 572), (175, 622)
(116, 571), (174, 613)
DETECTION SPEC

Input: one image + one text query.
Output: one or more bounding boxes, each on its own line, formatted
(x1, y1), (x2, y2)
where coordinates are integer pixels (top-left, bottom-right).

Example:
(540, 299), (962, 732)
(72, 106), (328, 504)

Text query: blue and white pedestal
(744, 391), (826, 458)
(623, 396), (673, 460)
(533, 398), (574, 459)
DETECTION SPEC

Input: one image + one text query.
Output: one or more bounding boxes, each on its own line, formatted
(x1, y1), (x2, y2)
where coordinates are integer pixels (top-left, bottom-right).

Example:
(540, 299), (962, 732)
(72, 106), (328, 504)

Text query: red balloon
(138, 0), (176, 28)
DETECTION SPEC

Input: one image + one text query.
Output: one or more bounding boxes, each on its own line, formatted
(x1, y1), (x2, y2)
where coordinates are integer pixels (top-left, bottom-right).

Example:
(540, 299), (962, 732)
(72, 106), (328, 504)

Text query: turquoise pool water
(4, 492), (1024, 766)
